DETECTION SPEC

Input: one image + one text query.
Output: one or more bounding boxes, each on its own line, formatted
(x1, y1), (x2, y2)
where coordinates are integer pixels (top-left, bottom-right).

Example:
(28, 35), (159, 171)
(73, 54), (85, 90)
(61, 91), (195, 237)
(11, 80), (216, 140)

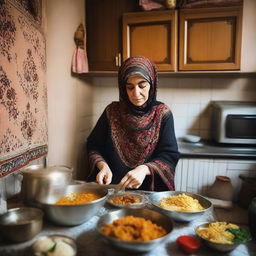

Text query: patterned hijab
(118, 56), (158, 115)
(106, 56), (169, 168)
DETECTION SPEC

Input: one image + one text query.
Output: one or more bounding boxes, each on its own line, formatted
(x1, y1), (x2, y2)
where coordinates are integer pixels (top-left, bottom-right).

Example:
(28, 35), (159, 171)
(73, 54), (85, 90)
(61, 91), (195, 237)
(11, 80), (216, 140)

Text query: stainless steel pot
(21, 165), (73, 206)
(0, 207), (43, 242)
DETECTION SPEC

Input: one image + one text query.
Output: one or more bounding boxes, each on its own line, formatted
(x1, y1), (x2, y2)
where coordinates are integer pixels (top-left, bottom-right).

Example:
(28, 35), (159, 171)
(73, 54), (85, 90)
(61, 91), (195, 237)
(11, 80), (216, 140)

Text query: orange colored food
(109, 194), (141, 205)
(55, 192), (100, 205)
(101, 216), (167, 241)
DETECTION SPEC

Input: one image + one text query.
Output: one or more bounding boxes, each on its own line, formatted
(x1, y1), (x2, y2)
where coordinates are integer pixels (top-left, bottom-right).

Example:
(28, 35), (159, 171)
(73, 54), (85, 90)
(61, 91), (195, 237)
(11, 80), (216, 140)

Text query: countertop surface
(178, 138), (256, 159)
(1, 197), (255, 256)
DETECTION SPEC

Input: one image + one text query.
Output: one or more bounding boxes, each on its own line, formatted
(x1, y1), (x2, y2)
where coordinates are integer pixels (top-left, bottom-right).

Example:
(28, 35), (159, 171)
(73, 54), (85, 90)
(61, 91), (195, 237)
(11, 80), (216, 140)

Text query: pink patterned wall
(0, 0), (48, 177)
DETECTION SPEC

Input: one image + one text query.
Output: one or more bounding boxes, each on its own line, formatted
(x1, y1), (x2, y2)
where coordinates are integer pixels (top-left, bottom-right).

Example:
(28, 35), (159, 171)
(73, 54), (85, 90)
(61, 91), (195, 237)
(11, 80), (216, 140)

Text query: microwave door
(226, 114), (256, 141)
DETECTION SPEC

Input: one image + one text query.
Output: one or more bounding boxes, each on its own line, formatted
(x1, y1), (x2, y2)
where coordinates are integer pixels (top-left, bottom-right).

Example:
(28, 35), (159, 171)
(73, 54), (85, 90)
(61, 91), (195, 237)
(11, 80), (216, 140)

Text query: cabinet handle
(118, 53), (122, 67)
(115, 55), (119, 67)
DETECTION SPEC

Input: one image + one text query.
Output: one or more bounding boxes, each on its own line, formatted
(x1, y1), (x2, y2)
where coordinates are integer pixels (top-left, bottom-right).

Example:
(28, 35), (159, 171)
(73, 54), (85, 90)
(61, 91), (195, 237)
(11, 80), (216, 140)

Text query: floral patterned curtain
(0, 0), (47, 177)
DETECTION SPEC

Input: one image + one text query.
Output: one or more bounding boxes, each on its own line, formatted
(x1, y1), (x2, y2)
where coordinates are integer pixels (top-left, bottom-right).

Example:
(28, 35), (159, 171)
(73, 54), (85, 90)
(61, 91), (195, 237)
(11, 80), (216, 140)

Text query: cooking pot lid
(22, 165), (73, 177)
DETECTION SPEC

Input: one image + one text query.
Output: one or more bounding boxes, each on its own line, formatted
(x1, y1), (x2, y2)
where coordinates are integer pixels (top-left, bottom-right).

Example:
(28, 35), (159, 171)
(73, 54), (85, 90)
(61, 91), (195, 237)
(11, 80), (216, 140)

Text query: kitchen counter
(178, 139), (256, 160)
(1, 198), (255, 256)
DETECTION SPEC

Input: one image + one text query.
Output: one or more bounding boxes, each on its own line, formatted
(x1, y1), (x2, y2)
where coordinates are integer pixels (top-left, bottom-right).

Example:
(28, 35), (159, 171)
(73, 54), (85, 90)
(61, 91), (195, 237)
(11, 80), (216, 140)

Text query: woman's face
(125, 75), (150, 107)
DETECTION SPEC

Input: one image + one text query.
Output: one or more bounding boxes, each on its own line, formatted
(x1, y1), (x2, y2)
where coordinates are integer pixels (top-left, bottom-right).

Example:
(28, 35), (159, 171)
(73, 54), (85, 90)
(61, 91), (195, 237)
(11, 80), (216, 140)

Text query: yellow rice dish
(159, 193), (204, 212)
(55, 192), (100, 205)
(101, 216), (167, 242)
(196, 222), (240, 244)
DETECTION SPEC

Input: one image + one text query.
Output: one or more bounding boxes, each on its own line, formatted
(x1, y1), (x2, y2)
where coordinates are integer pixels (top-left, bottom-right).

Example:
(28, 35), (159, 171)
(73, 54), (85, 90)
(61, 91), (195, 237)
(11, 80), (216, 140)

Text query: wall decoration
(0, 0), (47, 177)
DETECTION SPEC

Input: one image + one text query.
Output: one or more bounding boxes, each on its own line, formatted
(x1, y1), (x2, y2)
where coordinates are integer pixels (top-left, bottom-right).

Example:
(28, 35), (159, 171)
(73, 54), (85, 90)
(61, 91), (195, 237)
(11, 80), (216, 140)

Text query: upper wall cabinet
(122, 10), (177, 71)
(86, 0), (139, 71)
(179, 6), (243, 71)
(86, 1), (243, 72)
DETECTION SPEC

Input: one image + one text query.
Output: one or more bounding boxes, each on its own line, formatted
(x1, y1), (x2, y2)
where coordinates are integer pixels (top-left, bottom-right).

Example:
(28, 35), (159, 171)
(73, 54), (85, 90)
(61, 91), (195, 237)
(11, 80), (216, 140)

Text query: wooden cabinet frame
(179, 6), (243, 71)
(123, 10), (177, 71)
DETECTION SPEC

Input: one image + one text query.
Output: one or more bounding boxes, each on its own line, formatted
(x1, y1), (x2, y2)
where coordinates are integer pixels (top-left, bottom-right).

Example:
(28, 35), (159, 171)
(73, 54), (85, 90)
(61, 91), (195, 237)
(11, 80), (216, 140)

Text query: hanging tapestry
(0, 0), (48, 177)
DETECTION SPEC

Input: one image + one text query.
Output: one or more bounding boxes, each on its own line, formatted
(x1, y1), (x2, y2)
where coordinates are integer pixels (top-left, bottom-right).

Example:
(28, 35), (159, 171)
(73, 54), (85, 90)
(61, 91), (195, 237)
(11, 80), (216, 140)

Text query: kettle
(21, 165), (73, 206)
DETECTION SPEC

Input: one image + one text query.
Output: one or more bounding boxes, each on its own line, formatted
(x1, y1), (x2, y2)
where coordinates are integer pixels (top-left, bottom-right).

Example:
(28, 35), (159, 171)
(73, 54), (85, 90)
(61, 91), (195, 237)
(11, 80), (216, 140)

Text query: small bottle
(248, 197), (256, 239)
(207, 176), (233, 201)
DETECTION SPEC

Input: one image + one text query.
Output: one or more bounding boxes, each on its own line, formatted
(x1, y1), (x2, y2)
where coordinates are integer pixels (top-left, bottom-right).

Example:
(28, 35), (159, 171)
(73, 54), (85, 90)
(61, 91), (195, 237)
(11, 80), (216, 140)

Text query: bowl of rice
(37, 184), (108, 226)
(97, 208), (173, 252)
(148, 191), (212, 222)
(195, 221), (251, 252)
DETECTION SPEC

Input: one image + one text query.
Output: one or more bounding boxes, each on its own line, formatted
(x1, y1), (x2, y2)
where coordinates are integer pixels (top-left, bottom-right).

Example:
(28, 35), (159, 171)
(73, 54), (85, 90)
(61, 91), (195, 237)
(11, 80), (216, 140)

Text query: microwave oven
(211, 101), (256, 144)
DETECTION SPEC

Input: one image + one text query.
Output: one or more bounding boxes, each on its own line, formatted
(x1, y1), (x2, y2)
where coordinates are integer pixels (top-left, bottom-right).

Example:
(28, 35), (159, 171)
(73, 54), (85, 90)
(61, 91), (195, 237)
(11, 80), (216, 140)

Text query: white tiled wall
(89, 77), (256, 140)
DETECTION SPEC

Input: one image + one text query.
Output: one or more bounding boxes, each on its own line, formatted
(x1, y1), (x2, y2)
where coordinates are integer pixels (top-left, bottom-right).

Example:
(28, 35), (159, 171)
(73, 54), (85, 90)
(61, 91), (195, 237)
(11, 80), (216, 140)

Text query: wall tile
(88, 77), (256, 140)
(172, 103), (188, 117)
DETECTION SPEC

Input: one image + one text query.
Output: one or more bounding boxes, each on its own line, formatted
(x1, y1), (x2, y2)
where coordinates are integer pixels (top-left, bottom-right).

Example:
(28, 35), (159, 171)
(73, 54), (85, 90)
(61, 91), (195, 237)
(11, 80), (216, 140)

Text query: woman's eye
(126, 86), (134, 90)
(139, 84), (146, 89)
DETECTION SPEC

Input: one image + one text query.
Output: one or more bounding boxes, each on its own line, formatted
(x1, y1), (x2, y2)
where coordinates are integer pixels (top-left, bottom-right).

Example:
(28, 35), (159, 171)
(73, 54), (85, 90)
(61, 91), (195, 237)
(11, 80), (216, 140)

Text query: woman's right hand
(96, 161), (113, 185)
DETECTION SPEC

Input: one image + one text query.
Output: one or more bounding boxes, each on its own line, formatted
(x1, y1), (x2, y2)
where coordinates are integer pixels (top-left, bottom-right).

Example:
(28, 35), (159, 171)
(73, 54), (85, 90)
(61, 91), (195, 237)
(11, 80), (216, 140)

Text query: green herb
(48, 242), (57, 252)
(226, 227), (252, 243)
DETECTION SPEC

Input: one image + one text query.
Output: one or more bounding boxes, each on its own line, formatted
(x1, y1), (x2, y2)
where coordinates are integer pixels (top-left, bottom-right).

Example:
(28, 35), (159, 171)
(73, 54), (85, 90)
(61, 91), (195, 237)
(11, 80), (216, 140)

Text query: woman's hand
(119, 165), (150, 189)
(96, 161), (113, 185)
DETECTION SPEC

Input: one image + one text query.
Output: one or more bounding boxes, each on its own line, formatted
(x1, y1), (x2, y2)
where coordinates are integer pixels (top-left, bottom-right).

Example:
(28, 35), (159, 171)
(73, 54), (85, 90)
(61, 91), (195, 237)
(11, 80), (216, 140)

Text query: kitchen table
(0, 199), (255, 256)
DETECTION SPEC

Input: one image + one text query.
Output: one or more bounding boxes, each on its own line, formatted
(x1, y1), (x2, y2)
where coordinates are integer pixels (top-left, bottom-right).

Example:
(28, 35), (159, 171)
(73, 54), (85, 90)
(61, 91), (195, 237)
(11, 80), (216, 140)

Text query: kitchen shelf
(76, 71), (256, 78)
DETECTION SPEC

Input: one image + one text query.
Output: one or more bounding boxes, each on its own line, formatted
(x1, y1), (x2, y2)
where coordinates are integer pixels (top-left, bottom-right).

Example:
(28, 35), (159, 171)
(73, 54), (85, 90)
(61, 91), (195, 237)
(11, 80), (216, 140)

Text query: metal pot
(0, 207), (43, 242)
(21, 165), (73, 206)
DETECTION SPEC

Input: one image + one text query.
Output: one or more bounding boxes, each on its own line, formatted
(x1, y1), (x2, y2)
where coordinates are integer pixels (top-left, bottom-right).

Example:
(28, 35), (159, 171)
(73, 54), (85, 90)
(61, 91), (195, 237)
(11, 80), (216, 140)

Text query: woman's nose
(133, 86), (140, 97)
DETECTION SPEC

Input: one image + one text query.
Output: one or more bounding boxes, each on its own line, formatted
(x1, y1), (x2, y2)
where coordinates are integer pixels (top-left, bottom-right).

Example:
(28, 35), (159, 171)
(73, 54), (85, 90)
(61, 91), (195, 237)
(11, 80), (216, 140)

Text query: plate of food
(107, 191), (147, 208)
(97, 208), (173, 252)
(148, 191), (212, 222)
(195, 221), (251, 252)
(32, 234), (77, 256)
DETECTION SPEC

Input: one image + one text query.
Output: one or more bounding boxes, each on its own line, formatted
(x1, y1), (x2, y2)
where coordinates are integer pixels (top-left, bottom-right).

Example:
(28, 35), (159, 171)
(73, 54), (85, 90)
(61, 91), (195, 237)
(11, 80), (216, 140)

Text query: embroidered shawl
(87, 56), (180, 191)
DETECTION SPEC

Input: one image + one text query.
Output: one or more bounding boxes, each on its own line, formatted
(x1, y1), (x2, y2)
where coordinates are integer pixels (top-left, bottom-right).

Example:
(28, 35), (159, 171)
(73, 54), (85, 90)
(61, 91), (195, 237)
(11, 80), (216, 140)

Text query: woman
(86, 56), (179, 191)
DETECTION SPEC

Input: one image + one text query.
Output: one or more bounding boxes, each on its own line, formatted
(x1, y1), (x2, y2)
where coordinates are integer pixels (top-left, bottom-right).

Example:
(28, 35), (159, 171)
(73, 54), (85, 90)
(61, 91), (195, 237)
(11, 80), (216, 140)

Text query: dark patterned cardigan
(86, 102), (180, 191)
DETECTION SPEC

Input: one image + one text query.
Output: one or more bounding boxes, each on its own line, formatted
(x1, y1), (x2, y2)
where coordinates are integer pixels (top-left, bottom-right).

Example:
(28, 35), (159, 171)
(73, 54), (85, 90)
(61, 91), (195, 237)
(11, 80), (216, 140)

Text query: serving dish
(148, 191), (212, 222)
(195, 222), (251, 252)
(97, 208), (173, 252)
(0, 207), (43, 242)
(37, 184), (108, 226)
(32, 234), (77, 256)
(107, 191), (147, 208)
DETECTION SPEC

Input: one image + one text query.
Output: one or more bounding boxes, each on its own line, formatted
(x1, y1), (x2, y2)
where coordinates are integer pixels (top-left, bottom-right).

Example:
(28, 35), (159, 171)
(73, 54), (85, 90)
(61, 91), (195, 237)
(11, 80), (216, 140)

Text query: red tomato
(177, 235), (201, 254)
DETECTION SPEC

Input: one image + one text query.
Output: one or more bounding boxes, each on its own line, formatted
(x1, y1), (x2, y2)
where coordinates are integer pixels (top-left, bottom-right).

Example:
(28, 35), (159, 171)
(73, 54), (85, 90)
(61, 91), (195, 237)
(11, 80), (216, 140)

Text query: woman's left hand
(119, 165), (150, 189)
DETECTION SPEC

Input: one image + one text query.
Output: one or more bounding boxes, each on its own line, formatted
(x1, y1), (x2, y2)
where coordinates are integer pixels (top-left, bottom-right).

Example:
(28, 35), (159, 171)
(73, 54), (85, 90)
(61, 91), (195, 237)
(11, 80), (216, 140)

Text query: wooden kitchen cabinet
(122, 10), (177, 71)
(179, 6), (243, 71)
(86, 2), (243, 72)
(86, 0), (140, 71)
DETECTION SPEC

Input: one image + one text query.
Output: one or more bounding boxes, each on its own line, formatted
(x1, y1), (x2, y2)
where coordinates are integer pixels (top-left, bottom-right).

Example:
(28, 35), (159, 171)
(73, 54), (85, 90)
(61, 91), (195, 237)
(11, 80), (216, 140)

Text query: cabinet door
(123, 10), (177, 71)
(86, 0), (139, 71)
(179, 6), (242, 71)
